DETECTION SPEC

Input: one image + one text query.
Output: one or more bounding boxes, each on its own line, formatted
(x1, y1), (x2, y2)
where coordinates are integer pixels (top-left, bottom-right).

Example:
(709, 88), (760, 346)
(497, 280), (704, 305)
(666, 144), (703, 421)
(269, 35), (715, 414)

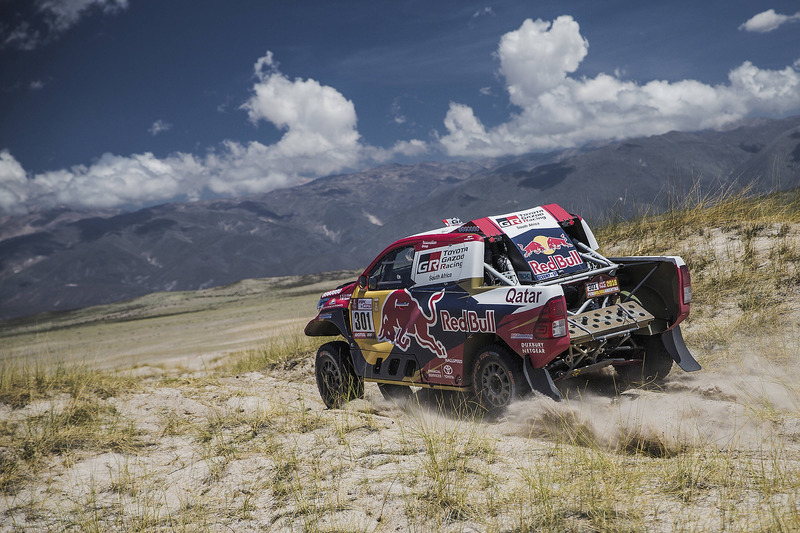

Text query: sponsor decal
(456, 224), (480, 233)
(505, 287), (542, 304)
(416, 251), (442, 273)
(521, 341), (546, 354)
(518, 233), (572, 257)
(319, 313), (332, 319)
(585, 275), (620, 299)
(414, 243), (470, 285)
(321, 287), (343, 298)
(377, 289), (447, 358)
(510, 332), (534, 340)
(534, 271), (559, 281)
(443, 365), (453, 376)
(356, 298), (373, 311)
(492, 208), (550, 232)
(442, 217), (462, 227)
(496, 215), (522, 228)
(529, 250), (584, 275)
(517, 271), (532, 282)
(439, 309), (496, 333)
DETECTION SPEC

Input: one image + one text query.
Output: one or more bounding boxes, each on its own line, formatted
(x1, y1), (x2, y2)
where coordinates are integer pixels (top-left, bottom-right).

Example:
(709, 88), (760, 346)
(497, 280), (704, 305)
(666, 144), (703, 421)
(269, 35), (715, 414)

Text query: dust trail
(500, 353), (800, 454)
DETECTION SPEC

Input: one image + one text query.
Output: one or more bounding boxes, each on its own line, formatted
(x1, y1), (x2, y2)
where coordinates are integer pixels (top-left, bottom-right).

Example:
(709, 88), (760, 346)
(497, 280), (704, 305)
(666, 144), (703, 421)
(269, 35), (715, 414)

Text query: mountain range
(2, 115), (799, 321)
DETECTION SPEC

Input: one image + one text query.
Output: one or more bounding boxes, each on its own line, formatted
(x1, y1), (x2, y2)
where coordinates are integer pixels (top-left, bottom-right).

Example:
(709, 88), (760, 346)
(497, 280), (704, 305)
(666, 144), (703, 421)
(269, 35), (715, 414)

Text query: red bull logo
(529, 250), (584, 274)
(518, 233), (573, 257)
(378, 289), (447, 358)
(439, 309), (496, 333)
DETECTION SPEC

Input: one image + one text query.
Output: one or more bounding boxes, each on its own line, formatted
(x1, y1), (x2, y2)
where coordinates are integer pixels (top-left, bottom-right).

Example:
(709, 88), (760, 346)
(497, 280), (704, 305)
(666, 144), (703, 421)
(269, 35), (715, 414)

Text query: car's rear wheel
(472, 344), (523, 415)
(377, 382), (413, 401)
(315, 342), (364, 408)
(615, 334), (674, 383)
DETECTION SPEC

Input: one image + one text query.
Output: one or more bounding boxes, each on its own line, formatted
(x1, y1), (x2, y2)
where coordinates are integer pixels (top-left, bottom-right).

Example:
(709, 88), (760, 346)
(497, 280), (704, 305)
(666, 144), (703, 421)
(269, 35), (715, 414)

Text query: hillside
(1, 189), (799, 531)
(2, 115), (800, 320)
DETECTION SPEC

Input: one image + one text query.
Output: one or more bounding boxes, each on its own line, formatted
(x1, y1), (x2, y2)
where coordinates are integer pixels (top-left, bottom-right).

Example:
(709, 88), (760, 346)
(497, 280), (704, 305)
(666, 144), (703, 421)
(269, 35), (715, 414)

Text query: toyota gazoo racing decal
(488, 206), (557, 237)
(512, 227), (588, 282)
(411, 240), (482, 287)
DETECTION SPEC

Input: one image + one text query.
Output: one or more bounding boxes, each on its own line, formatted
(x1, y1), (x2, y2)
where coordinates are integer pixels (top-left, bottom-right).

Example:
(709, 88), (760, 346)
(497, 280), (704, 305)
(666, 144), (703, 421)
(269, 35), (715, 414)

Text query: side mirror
(368, 277), (378, 291)
(358, 275), (368, 289)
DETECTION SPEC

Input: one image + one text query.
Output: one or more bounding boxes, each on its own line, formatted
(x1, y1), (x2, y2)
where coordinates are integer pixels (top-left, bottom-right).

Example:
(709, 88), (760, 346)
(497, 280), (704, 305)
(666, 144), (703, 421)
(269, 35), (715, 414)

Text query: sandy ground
(2, 327), (799, 531)
(1, 230), (799, 531)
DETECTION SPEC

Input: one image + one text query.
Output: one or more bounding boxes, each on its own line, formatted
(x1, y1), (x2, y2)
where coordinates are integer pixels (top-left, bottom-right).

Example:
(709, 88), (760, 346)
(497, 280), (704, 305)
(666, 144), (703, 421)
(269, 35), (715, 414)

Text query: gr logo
(496, 215), (521, 227)
(417, 251), (442, 273)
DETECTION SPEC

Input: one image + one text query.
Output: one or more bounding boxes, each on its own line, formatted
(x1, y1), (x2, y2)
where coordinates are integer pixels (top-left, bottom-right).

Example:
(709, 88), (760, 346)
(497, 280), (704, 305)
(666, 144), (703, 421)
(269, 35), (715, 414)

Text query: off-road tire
(615, 334), (674, 383)
(377, 383), (413, 401)
(472, 344), (524, 415)
(315, 342), (364, 408)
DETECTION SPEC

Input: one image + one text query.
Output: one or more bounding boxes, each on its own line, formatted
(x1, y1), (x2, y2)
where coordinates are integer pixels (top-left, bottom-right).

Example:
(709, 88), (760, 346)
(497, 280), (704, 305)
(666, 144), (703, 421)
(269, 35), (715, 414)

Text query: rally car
(305, 204), (699, 413)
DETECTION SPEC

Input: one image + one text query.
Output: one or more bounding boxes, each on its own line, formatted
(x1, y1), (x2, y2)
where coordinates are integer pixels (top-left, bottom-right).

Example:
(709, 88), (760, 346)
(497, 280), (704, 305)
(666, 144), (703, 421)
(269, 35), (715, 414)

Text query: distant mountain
(2, 116), (799, 320)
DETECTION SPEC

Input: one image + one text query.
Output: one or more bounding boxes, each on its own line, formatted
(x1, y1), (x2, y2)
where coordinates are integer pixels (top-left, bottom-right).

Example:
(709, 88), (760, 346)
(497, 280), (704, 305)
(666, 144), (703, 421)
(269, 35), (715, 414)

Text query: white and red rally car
(305, 204), (699, 412)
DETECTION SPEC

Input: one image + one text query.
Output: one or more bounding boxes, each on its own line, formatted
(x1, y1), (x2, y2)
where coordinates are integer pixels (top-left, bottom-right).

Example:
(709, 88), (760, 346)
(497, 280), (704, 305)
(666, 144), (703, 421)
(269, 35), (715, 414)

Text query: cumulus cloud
(0, 151), (30, 214)
(439, 15), (800, 157)
(1, 0), (128, 50)
(739, 9), (800, 33)
(240, 51), (362, 171)
(0, 52), (428, 215)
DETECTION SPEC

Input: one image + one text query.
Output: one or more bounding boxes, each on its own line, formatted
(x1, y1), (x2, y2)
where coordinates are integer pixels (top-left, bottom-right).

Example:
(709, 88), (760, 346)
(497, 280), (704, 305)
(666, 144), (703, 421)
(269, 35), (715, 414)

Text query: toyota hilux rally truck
(305, 204), (699, 412)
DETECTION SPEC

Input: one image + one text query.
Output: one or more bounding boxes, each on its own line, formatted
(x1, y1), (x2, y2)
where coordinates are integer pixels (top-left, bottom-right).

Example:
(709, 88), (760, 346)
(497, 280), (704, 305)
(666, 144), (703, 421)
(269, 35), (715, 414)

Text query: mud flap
(523, 356), (561, 400)
(662, 326), (701, 372)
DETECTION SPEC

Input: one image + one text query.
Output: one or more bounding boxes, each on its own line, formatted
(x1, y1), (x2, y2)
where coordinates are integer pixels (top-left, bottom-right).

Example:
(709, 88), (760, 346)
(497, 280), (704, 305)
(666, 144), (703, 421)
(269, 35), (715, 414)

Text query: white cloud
(0, 151), (30, 214)
(149, 120), (172, 136)
(1, 21), (42, 51)
(472, 7), (495, 19)
(241, 51), (362, 170)
(37, 0), (128, 32)
(0, 52), (428, 214)
(439, 16), (800, 157)
(739, 9), (800, 33)
(1, 0), (128, 50)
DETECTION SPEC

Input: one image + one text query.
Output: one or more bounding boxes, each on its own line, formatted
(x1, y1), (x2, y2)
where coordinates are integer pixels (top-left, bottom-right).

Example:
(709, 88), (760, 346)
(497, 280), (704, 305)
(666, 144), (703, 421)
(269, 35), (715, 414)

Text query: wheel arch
(305, 319), (346, 337)
(305, 307), (351, 338)
(462, 332), (517, 386)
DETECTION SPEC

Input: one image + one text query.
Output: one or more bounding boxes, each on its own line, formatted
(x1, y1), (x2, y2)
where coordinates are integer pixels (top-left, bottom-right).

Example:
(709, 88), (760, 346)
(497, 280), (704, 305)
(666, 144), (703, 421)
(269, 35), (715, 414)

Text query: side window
(369, 245), (415, 290)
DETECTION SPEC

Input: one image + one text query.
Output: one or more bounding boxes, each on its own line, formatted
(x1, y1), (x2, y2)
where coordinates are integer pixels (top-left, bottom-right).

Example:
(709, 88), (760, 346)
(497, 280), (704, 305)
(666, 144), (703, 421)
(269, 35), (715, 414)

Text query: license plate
(585, 275), (620, 299)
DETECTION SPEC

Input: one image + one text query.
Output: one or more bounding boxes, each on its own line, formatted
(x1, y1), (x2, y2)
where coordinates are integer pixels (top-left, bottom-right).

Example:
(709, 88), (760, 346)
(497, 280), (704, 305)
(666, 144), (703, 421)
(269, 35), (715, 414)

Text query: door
(350, 244), (424, 382)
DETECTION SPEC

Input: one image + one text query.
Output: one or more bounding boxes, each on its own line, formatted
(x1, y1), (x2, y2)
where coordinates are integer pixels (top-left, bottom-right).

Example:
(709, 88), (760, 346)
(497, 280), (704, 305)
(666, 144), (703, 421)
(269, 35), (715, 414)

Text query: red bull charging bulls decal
(377, 289), (447, 358)
(513, 229), (587, 281)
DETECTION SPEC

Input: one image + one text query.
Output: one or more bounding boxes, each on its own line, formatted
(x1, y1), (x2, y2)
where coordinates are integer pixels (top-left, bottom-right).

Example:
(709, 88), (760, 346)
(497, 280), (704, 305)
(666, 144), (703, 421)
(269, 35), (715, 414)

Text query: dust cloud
(501, 351), (800, 455)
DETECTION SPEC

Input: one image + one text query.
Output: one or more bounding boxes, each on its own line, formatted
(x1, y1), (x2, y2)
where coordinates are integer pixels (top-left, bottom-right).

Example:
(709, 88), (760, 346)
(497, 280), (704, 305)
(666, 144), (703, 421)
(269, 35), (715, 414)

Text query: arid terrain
(1, 191), (799, 532)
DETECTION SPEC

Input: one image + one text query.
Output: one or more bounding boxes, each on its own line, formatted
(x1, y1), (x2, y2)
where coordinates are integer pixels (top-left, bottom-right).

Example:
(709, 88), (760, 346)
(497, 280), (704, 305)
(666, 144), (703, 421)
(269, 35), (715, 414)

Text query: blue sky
(1, 0), (799, 215)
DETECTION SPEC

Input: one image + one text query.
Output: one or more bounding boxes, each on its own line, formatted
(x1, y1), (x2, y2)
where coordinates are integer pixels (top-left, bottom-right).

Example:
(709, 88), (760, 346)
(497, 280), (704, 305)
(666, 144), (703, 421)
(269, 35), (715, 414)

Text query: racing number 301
(352, 310), (374, 334)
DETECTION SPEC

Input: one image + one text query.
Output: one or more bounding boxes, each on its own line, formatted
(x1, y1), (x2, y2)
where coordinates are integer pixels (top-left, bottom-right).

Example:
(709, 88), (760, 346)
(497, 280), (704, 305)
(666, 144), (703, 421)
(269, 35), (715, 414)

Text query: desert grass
(0, 361), (146, 497)
(1, 190), (800, 531)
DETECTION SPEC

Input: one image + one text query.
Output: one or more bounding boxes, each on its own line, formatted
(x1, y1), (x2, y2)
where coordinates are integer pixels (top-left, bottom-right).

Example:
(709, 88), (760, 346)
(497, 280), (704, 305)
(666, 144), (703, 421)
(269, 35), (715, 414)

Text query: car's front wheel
(472, 344), (524, 415)
(315, 342), (364, 408)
